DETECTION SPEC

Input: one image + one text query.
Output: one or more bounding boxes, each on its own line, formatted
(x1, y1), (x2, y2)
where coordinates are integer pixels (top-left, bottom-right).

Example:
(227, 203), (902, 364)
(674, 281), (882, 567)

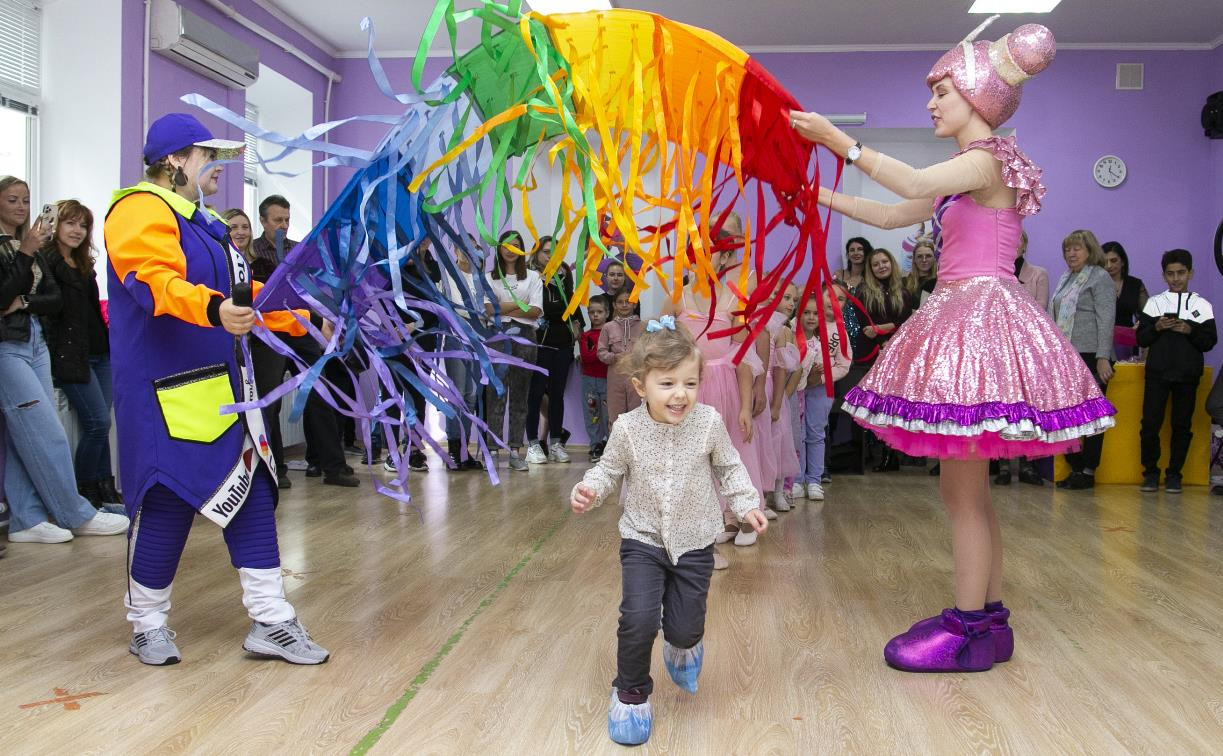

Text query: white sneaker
(733, 525), (758, 547)
(772, 490), (790, 512)
(763, 507), (778, 521)
(525, 442), (549, 465)
(9, 521), (74, 543)
(790, 482), (804, 499)
(72, 512), (130, 536)
(548, 442), (571, 463)
(383, 458), (398, 474)
(806, 483), (825, 501)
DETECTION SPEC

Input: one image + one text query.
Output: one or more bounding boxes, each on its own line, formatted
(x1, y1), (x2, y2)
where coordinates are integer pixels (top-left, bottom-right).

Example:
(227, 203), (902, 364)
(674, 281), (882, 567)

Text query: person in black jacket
(40, 200), (122, 509)
(0, 176), (128, 543)
(1136, 249), (1217, 493)
(524, 236), (585, 464)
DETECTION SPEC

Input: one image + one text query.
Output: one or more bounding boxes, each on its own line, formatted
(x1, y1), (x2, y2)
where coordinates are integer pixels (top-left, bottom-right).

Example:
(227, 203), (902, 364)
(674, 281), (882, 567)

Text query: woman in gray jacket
(1049, 229), (1116, 489)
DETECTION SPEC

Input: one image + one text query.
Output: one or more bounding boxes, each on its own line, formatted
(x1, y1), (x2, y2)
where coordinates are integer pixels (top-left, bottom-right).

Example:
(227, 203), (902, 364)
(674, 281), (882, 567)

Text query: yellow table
(1054, 363), (1213, 485)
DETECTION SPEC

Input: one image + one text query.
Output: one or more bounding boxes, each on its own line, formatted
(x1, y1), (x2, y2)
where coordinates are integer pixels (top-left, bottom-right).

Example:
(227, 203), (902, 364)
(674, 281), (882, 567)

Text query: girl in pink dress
(790, 20), (1114, 673)
(767, 285), (802, 513)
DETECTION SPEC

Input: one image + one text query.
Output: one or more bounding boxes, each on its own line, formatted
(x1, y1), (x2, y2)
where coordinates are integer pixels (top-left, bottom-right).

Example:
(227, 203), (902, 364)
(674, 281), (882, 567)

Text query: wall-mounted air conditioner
(150, 0), (259, 90)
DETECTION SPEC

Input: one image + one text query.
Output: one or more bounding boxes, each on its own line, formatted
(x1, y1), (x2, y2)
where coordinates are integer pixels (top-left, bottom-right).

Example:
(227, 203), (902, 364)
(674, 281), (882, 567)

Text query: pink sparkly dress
(843, 138), (1116, 459)
(680, 310), (768, 493)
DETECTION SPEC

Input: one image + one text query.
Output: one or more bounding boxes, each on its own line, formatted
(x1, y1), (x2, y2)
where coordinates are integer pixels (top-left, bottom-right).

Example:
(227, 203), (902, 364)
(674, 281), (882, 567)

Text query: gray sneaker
(508, 453), (529, 472)
(243, 617), (330, 664)
(130, 626), (181, 666)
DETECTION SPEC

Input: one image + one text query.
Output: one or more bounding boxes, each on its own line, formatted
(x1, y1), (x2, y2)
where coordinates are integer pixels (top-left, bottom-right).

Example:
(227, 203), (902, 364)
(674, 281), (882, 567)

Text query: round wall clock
(1093, 155), (1126, 188)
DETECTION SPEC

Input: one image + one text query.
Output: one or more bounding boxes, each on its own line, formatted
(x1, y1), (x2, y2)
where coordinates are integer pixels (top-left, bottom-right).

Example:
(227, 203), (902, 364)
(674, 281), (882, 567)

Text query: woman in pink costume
(790, 19), (1115, 673)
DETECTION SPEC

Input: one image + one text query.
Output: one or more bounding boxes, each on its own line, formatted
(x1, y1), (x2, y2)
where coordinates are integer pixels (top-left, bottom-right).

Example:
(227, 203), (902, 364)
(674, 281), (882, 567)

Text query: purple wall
(120, 0), (335, 219)
(756, 49), (1223, 307)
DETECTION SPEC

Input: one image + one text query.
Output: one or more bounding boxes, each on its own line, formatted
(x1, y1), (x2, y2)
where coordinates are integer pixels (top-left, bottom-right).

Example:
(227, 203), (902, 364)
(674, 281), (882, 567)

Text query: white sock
(238, 567), (295, 625)
(126, 580), (173, 634)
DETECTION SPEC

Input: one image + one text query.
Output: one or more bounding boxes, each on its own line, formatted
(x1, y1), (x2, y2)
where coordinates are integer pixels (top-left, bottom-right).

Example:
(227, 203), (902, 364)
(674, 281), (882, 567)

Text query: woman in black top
(40, 200), (121, 508)
(525, 236), (585, 463)
(858, 248), (914, 367)
(0, 176), (126, 543)
(1102, 241), (1148, 360)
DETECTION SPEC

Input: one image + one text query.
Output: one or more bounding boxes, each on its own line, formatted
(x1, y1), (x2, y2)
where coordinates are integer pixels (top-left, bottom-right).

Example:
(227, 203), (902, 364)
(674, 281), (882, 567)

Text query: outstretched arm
(817, 189), (933, 230)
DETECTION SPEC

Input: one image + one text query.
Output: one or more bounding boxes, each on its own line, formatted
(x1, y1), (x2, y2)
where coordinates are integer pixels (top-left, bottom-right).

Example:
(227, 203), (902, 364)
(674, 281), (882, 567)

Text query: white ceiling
(266, 0), (1223, 57)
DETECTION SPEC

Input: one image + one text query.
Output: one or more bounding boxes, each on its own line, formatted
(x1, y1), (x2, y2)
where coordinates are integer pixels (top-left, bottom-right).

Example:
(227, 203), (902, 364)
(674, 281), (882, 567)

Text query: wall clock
(1093, 155), (1126, 188)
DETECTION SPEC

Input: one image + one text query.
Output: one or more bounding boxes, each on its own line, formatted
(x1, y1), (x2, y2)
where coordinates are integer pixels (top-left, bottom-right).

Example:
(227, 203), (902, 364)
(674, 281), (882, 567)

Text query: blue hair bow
(646, 315), (676, 332)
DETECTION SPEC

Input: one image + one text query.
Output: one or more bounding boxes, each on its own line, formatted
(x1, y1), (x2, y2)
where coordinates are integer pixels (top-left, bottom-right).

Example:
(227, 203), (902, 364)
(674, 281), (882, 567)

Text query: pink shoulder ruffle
(957, 135), (1046, 216)
(773, 342), (801, 371)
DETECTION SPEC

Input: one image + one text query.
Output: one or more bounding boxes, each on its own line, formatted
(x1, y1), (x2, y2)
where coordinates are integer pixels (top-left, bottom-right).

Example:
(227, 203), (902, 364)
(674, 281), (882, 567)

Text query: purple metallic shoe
(905, 605), (1013, 663)
(884, 609), (996, 672)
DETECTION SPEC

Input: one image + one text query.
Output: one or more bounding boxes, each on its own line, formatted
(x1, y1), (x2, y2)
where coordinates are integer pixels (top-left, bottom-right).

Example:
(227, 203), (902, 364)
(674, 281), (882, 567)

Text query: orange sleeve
(105, 193), (222, 327)
(252, 280), (308, 337)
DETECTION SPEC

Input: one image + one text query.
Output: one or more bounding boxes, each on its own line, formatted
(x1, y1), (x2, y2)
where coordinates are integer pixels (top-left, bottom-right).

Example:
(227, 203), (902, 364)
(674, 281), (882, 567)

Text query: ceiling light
(528, 0), (613, 14)
(968, 0), (1062, 12)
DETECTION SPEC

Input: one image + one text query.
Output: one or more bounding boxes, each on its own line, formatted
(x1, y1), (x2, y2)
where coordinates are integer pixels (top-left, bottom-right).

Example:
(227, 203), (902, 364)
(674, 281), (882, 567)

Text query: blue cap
(143, 113), (245, 164)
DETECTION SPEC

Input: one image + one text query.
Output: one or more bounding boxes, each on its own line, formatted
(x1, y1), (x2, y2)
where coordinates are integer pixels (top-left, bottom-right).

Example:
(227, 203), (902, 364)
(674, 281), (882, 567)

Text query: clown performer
(104, 114), (331, 666)
(790, 20), (1115, 672)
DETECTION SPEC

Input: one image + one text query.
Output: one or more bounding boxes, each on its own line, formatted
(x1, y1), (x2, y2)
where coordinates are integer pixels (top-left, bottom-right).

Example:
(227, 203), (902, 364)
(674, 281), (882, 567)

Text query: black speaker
(1204, 91), (1223, 139)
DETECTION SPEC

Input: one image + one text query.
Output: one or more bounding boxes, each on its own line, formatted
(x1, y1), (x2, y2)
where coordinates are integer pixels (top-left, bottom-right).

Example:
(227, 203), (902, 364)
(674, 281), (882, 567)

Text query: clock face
(1093, 155), (1126, 188)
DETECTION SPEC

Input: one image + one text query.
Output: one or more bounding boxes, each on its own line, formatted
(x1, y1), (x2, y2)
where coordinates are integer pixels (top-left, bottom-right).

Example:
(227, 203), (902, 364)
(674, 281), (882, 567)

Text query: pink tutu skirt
(844, 276), (1116, 460)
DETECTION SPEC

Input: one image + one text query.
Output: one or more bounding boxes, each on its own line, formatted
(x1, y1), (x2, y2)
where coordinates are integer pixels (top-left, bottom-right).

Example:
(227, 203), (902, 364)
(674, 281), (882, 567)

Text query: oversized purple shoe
(884, 609), (996, 672)
(905, 605), (1013, 663)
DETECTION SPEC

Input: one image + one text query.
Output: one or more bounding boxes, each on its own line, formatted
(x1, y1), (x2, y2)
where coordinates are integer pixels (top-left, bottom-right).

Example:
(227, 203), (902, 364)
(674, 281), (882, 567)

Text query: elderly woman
(1049, 229), (1116, 489)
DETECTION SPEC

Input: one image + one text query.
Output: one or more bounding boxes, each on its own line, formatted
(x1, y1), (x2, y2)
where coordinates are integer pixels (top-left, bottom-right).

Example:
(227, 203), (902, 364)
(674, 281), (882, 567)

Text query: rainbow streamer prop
(188, 0), (844, 500)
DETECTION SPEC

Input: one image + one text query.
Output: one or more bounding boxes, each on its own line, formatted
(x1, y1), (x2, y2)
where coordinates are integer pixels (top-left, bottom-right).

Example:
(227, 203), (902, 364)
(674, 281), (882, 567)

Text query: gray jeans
(613, 538), (714, 697)
(484, 325), (537, 449)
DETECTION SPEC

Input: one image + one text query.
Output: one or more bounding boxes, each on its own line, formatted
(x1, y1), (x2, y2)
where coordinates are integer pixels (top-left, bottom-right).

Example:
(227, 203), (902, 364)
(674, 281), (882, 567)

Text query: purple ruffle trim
(955, 135), (1046, 216)
(844, 387), (1115, 432)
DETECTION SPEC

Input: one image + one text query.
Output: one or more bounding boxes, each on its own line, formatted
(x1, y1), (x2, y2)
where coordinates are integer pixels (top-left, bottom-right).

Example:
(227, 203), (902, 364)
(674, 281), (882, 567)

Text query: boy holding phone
(1136, 249), (1217, 493)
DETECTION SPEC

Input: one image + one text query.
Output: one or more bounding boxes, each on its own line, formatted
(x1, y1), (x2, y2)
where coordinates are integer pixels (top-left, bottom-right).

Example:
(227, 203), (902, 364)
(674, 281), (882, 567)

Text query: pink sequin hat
(926, 16), (1056, 128)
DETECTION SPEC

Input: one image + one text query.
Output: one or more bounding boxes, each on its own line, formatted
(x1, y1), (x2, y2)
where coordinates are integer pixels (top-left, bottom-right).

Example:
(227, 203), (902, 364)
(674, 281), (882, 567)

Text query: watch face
(1093, 155), (1126, 188)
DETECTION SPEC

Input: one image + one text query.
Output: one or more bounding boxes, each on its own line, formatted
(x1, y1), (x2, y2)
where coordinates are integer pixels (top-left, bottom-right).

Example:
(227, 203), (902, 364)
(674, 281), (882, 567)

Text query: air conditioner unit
(150, 0), (259, 90)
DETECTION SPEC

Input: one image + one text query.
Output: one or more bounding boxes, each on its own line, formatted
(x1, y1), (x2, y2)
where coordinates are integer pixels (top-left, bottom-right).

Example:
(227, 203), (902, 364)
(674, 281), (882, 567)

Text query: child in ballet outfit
(571, 316), (768, 745)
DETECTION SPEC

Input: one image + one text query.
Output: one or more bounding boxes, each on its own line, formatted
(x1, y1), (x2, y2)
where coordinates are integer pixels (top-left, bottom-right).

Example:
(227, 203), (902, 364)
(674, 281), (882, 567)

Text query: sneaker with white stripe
(130, 626), (181, 666)
(243, 617), (329, 664)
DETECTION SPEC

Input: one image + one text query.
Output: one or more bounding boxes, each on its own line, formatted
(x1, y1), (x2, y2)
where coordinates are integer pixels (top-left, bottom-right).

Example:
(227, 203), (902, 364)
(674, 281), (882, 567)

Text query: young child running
(790, 285), (853, 500)
(571, 319), (768, 746)
(599, 288), (645, 429)
(580, 294), (611, 462)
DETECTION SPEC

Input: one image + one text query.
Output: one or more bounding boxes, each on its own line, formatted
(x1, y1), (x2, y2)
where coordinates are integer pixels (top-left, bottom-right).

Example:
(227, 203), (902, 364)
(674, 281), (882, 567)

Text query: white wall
(246, 63), (313, 239)
(40, 0), (123, 296)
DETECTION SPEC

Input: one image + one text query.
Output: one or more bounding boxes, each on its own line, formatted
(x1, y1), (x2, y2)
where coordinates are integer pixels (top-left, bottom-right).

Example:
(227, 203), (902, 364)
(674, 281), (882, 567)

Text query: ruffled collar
(954, 135), (1046, 216)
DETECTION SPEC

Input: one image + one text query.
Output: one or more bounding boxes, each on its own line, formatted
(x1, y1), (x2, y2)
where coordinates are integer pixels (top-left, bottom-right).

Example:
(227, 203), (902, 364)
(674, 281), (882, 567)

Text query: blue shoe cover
(662, 640), (703, 693)
(607, 689), (652, 745)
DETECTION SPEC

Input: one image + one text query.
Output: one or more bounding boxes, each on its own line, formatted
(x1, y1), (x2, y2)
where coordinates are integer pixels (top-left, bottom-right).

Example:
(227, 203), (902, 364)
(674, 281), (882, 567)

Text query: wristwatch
(846, 141), (863, 165)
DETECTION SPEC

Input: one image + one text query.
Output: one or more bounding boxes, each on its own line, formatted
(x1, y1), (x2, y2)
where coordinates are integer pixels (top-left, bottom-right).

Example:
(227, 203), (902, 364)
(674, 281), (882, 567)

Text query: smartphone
(38, 203), (58, 233)
(1164, 312), (1180, 320)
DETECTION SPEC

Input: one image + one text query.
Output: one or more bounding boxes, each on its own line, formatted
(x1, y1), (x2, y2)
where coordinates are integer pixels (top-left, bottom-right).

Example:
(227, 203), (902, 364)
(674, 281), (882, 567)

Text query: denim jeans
(444, 348), (480, 445)
(0, 320), (98, 532)
(582, 375), (608, 446)
(57, 354), (114, 484)
(801, 387), (836, 483)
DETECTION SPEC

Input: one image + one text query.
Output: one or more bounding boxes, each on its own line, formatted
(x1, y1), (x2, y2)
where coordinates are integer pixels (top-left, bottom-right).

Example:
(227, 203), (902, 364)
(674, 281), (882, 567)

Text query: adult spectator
(486, 230), (542, 472)
(255, 196), (356, 487)
(1, 176), (128, 544)
(40, 199), (122, 508)
(833, 236), (871, 293)
(1050, 229), (1115, 490)
(525, 235), (584, 464)
(1102, 240), (1149, 360)
(857, 247), (913, 473)
(903, 239), (938, 305)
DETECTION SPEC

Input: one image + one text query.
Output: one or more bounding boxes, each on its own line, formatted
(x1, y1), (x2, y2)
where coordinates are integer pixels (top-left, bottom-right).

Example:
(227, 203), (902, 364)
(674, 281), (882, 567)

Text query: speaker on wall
(1204, 91), (1223, 139)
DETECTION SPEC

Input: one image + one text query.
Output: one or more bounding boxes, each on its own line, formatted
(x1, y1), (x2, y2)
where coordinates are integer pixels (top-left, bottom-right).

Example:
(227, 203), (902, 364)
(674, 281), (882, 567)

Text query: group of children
(577, 257), (856, 534)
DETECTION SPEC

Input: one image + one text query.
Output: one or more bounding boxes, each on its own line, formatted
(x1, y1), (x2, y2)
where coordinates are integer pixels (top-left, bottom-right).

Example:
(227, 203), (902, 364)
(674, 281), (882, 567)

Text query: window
(0, 0), (39, 182)
(243, 101), (258, 218)
(0, 0), (40, 98)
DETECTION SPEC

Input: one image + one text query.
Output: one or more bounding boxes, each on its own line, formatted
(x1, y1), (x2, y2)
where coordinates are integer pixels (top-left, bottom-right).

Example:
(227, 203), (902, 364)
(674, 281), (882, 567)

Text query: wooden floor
(2, 455), (1223, 755)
